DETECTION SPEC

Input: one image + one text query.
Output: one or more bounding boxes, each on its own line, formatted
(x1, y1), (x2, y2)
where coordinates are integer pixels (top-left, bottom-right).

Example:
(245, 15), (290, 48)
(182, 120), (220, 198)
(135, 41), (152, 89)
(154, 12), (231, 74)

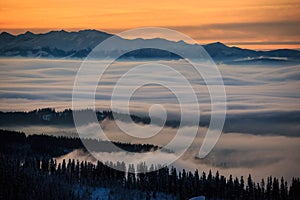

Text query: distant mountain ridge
(1, 29), (300, 64)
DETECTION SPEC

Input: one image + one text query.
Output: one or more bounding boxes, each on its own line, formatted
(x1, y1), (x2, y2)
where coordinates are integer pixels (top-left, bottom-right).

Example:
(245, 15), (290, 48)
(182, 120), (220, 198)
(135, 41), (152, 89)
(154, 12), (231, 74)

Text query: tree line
(0, 154), (299, 200)
(0, 129), (159, 157)
(0, 129), (299, 199)
(0, 108), (180, 127)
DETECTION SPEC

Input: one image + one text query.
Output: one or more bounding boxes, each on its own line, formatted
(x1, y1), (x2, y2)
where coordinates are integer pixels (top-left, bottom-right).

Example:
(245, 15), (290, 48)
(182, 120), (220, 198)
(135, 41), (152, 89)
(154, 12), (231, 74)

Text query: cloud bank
(55, 119), (300, 182)
(0, 59), (299, 135)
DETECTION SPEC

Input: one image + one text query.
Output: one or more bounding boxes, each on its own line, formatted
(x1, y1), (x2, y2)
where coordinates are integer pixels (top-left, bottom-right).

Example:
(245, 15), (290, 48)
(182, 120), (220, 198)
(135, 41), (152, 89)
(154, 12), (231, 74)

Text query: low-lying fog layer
(0, 58), (299, 181)
(54, 119), (299, 182)
(0, 58), (299, 114)
(3, 118), (300, 182)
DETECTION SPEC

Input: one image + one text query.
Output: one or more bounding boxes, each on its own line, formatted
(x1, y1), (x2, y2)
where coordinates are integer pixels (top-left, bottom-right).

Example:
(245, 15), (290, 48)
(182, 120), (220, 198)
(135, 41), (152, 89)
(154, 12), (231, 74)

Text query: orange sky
(0, 0), (299, 49)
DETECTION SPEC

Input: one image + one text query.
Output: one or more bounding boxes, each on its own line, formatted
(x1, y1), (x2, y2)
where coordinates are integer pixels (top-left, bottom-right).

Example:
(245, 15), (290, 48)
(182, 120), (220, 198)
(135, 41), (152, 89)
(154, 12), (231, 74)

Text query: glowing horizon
(1, 0), (299, 50)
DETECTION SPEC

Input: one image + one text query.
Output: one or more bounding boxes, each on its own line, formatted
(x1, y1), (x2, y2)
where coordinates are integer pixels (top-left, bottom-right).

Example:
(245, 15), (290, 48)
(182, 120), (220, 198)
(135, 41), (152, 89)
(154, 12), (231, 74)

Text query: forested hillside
(0, 130), (299, 200)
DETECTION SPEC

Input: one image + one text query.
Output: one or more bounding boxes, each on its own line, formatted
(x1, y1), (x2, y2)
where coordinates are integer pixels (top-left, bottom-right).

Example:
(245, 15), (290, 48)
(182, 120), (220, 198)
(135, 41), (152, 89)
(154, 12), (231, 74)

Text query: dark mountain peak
(204, 42), (231, 53)
(177, 40), (189, 45)
(205, 42), (227, 48)
(78, 29), (105, 33)
(213, 41), (223, 45)
(24, 31), (34, 36)
(0, 31), (14, 36)
(17, 31), (35, 40)
(0, 32), (15, 44)
(17, 31), (35, 38)
(266, 48), (299, 53)
(0, 31), (15, 40)
(210, 41), (225, 45)
(77, 29), (113, 37)
(0, 29), (299, 63)
(46, 30), (69, 35)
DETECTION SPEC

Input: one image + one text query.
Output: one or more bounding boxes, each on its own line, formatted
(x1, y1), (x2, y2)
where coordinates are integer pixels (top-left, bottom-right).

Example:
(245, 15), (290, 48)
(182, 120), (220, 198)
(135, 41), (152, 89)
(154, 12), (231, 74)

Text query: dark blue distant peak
(78, 29), (105, 33)
(210, 41), (224, 45)
(205, 42), (228, 47)
(0, 29), (299, 62)
(0, 31), (14, 36)
(0, 32), (15, 39)
(24, 31), (34, 35)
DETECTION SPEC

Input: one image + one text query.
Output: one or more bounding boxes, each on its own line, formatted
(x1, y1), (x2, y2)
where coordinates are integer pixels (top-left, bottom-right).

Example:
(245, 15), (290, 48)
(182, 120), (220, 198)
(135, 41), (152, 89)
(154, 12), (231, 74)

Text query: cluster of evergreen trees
(0, 129), (159, 158)
(0, 154), (300, 200)
(0, 108), (180, 128)
(0, 129), (300, 199)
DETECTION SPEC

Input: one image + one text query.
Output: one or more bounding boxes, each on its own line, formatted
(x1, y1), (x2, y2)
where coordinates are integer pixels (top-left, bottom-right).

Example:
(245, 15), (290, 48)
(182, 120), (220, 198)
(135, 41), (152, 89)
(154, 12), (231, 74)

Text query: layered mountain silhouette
(1, 29), (299, 64)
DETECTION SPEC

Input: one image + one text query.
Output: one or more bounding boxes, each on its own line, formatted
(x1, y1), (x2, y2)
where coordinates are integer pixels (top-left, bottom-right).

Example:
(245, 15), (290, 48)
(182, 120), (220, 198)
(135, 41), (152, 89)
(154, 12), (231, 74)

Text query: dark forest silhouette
(0, 129), (299, 199)
(0, 108), (181, 127)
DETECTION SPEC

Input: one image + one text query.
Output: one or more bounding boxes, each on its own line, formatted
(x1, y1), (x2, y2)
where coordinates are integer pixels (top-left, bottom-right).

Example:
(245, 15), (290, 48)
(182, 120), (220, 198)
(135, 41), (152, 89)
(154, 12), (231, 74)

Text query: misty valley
(0, 57), (300, 200)
(1, 0), (300, 197)
(1, 129), (300, 200)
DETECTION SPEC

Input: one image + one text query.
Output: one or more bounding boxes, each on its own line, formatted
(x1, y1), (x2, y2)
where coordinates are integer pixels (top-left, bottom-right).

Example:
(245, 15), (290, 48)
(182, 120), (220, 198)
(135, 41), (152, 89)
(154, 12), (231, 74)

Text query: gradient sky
(0, 0), (300, 49)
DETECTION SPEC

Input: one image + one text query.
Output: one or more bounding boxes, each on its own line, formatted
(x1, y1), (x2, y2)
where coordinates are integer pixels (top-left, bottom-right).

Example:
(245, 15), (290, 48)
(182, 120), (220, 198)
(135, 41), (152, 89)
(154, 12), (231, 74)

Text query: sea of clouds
(0, 58), (299, 181)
